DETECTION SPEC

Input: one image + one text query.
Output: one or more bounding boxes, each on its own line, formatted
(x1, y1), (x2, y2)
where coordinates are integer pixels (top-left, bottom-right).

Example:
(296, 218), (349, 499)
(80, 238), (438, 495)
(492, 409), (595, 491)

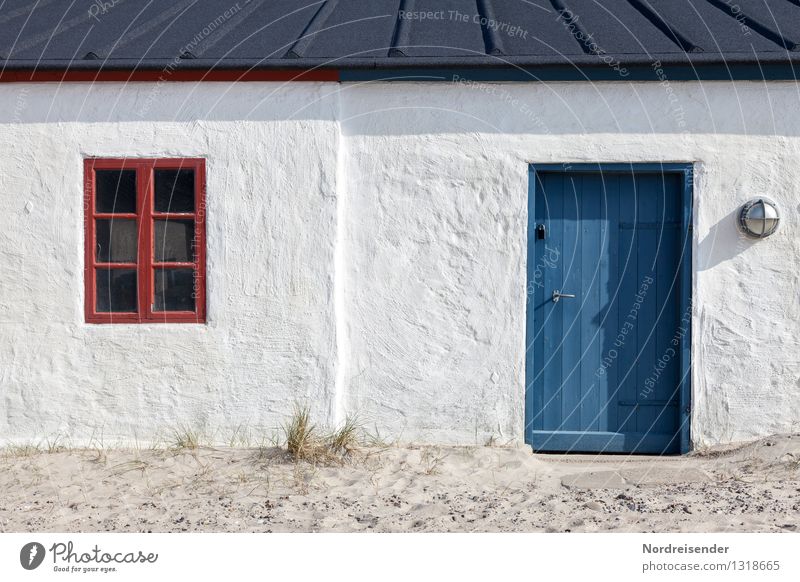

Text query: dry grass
(420, 447), (448, 475)
(328, 415), (361, 455)
(45, 434), (67, 453)
(171, 426), (203, 451)
(2, 436), (66, 459)
(284, 406), (318, 461)
(3, 443), (41, 458)
(283, 406), (365, 463)
(0, 409), (373, 464)
(227, 425), (253, 448)
(109, 459), (149, 476)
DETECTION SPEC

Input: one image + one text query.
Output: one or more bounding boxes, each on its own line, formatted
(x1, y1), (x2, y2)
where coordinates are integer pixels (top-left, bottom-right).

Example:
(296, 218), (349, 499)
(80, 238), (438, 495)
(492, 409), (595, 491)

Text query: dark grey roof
(1, 0), (799, 71)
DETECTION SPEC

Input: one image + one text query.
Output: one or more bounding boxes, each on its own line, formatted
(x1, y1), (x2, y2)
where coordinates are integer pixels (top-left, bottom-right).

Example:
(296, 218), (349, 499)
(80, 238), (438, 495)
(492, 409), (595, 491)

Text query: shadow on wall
(338, 83), (800, 137)
(5, 82), (798, 136)
(0, 83), (339, 124)
(697, 208), (755, 272)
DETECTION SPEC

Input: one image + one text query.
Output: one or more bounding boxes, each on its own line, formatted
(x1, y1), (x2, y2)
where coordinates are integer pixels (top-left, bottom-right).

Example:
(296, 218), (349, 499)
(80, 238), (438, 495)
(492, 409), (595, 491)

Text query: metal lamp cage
(739, 198), (780, 238)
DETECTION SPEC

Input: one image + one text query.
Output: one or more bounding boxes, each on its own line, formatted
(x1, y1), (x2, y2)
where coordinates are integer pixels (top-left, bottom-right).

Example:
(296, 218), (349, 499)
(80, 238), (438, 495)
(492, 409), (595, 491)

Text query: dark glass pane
(154, 268), (195, 312)
(96, 269), (137, 313)
(155, 169), (195, 213)
(154, 220), (194, 262)
(95, 170), (136, 213)
(96, 219), (137, 263)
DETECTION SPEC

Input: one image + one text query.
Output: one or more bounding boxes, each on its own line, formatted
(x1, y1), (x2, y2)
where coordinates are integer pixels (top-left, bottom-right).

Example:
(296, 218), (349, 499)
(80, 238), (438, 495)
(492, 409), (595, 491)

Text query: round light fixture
(739, 198), (780, 238)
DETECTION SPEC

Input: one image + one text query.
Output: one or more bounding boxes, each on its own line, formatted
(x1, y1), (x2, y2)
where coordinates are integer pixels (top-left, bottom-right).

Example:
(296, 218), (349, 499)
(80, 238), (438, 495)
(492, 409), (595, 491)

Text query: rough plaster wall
(1, 80), (799, 447)
(339, 81), (800, 447)
(0, 82), (340, 444)
(338, 129), (527, 445)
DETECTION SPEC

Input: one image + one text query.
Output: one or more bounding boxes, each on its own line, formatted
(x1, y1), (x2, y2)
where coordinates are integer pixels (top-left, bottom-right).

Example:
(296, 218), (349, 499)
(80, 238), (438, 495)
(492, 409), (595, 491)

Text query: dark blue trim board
(525, 163), (694, 454)
(339, 63), (800, 82)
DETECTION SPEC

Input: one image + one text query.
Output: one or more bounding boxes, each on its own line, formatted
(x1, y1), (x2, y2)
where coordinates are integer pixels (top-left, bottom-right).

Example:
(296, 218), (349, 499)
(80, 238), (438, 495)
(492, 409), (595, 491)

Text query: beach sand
(1, 435), (799, 532)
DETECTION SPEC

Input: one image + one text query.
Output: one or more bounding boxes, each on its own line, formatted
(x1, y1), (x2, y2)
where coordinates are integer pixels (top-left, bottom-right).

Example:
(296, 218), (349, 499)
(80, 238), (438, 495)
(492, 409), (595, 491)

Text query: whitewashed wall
(0, 80), (799, 448)
(0, 83), (341, 445)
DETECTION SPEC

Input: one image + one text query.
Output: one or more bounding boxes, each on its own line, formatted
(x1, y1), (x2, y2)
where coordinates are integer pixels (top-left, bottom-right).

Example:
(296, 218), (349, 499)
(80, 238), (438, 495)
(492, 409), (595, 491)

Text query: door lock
(552, 290), (576, 303)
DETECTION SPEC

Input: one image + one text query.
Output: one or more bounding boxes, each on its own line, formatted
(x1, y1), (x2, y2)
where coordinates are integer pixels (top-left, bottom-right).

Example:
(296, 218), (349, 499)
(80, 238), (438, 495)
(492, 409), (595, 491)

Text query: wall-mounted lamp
(739, 198), (780, 238)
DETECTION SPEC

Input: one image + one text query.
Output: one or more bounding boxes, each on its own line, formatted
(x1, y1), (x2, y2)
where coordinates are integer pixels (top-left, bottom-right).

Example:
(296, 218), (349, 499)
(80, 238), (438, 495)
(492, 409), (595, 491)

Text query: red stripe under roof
(0, 69), (340, 83)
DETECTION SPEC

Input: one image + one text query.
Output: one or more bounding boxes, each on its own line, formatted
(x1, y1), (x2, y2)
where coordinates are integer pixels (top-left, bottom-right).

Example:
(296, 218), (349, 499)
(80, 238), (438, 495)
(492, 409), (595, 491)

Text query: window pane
(96, 269), (137, 313)
(154, 268), (195, 312)
(154, 220), (194, 262)
(95, 170), (136, 213)
(96, 218), (137, 263)
(155, 169), (195, 213)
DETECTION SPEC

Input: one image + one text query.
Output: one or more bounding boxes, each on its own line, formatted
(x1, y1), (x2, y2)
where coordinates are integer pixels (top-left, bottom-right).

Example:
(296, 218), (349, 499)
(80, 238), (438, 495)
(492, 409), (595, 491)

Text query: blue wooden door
(525, 166), (691, 454)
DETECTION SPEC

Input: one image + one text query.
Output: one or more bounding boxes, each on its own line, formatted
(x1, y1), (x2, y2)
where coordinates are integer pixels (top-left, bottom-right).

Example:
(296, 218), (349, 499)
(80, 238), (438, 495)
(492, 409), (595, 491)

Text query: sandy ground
(1, 435), (799, 533)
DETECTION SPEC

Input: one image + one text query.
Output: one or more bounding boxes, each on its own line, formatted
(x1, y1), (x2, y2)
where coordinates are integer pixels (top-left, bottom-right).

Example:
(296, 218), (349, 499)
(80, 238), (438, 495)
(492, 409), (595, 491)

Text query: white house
(1, 0), (799, 453)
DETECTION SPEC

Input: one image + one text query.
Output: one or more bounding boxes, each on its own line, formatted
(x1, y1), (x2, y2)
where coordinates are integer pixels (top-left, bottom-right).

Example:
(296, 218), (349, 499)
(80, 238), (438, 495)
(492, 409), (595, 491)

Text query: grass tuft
(45, 434), (67, 454)
(4, 443), (41, 458)
(284, 406), (318, 461)
(327, 415), (361, 455)
(171, 425), (202, 451)
(283, 407), (366, 463)
(227, 424), (253, 448)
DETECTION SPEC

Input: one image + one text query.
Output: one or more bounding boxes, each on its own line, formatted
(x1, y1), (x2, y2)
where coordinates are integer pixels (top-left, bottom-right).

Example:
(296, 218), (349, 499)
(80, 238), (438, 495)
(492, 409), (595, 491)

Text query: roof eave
(2, 52), (800, 71)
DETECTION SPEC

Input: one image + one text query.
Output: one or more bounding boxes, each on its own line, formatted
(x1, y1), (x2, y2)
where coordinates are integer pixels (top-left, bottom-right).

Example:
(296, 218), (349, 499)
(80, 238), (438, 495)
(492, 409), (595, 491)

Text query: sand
(1, 435), (799, 532)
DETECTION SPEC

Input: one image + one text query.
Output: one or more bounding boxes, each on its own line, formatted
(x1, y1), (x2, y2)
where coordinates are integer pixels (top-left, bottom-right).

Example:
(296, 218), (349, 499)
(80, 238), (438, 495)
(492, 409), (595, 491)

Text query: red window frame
(84, 158), (206, 323)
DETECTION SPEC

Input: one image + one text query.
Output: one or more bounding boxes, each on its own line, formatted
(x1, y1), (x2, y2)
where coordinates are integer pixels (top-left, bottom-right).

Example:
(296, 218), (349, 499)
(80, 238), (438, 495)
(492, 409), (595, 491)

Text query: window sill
(86, 315), (207, 324)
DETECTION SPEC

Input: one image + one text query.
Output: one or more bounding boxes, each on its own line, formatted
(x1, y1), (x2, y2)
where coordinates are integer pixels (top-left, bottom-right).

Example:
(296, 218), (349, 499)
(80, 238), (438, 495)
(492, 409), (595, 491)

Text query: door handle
(552, 290), (576, 303)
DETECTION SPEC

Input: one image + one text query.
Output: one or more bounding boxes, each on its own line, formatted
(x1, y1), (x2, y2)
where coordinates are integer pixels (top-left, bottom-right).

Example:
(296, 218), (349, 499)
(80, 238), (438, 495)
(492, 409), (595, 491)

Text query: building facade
(1, 0), (799, 452)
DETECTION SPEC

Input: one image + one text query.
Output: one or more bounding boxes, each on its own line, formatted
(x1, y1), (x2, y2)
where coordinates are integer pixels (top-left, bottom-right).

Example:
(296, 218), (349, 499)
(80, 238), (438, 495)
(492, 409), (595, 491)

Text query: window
(84, 158), (206, 323)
